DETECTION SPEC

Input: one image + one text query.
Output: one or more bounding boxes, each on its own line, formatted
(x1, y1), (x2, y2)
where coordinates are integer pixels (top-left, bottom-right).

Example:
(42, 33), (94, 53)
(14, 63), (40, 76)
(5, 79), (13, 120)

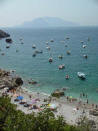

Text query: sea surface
(0, 27), (98, 103)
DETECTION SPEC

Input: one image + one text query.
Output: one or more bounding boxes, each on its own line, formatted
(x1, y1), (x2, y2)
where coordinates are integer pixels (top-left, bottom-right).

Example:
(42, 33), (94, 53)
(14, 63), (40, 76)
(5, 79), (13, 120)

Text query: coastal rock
(88, 120), (96, 126)
(0, 29), (10, 38)
(0, 69), (10, 77)
(5, 38), (12, 43)
(15, 77), (23, 86)
(51, 90), (65, 97)
(28, 80), (37, 85)
(89, 109), (98, 116)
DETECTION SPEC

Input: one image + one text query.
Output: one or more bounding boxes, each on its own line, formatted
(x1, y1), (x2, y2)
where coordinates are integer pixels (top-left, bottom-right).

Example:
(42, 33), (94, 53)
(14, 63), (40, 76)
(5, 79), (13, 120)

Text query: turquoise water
(0, 27), (98, 103)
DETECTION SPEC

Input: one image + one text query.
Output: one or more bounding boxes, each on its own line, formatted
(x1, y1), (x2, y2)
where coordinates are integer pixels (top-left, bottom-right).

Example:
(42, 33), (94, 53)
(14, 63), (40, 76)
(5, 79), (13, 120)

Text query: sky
(0, 0), (98, 27)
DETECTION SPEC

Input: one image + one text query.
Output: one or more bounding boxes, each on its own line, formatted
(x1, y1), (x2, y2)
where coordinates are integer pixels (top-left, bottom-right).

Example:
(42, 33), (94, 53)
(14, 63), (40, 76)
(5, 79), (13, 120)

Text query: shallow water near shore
(0, 27), (98, 103)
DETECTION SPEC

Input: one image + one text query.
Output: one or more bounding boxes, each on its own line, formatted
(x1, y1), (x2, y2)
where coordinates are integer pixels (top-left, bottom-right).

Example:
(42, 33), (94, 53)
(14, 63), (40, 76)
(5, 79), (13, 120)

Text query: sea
(0, 27), (98, 103)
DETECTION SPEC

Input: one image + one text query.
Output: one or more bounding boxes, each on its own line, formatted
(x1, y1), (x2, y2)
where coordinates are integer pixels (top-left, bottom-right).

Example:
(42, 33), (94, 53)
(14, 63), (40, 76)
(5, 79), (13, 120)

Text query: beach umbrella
(17, 96), (24, 100)
(70, 96), (72, 99)
(48, 104), (57, 109)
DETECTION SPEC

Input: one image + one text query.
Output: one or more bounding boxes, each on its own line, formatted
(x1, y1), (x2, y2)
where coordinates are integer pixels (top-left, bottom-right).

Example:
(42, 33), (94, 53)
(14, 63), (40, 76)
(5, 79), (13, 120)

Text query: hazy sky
(0, 0), (98, 27)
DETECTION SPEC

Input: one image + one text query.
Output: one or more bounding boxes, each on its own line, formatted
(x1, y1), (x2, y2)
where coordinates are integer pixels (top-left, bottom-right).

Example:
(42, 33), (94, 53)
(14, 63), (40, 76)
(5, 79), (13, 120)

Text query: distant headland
(19, 17), (79, 28)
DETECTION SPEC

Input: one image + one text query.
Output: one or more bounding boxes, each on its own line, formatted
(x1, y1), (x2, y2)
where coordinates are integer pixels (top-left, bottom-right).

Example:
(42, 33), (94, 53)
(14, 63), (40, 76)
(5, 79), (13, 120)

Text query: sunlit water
(0, 27), (98, 103)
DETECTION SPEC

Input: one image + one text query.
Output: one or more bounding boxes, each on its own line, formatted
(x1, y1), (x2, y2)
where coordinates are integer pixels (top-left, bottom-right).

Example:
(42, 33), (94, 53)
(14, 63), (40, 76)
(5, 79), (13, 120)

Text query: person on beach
(86, 99), (88, 104)
(95, 105), (98, 109)
(29, 95), (32, 100)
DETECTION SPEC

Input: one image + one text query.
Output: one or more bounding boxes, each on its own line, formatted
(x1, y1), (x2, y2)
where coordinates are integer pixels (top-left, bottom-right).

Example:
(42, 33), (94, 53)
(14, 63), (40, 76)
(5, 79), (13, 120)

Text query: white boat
(46, 42), (49, 44)
(77, 72), (86, 79)
(83, 54), (88, 59)
(46, 46), (50, 50)
(59, 64), (65, 70)
(32, 45), (36, 49)
(66, 51), (71, 55)
(83, 45), (87, 48)
(49, 58), (53, 62)
(58, 55), (63, 59)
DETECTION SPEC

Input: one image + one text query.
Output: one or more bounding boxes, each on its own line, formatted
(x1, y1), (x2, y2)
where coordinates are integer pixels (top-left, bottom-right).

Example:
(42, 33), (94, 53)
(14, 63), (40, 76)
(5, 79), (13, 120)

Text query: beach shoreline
(0, 68), (98, 127)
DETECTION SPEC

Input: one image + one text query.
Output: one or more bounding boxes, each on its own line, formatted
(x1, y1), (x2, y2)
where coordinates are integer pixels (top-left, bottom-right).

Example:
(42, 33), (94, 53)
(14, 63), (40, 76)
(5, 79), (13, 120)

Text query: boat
(21, 42), (24, 44)
(49, 58), (53, 63)
(6, 45), (10, 49)
(65, 44), (68, 47)
(50, 39), (54, 42)
(16, 49), (19, 52)
(88, 37), (90, 41)
(65, 75), (69, 80)
(77, 72), (86, 80)
(46, 42), (49, 45)
(35, 50), (43, 54)
(1, 53), (5, 56)
(80, 41), (84, 43)
(32, 53), (36, 57)
(32, 45), (36, 49)
(66, 51), (71, 55)
(58, 55), (63, 59)
(59, 64), (65, 70)
(66, 37), (70, 40)
(83, 45), (87, 48)
(46, 46), (50, 50)
(83, 55), (88, 59)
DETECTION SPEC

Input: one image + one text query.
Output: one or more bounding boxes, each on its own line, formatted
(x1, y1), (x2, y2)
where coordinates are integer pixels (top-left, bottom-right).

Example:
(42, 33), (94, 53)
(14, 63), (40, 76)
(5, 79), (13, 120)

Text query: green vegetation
(0, 96), (90, 131)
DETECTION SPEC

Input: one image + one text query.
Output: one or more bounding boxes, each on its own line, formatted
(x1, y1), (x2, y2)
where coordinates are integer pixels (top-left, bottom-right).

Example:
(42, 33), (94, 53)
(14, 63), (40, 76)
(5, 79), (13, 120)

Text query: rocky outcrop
(89, 109), (98, 116)
(0, 29), (10, 38)
(15, 77), (23, 86)
(0, 69), (23, 90)
(5, 38), (12, 43)
(51, 89), (65, 97)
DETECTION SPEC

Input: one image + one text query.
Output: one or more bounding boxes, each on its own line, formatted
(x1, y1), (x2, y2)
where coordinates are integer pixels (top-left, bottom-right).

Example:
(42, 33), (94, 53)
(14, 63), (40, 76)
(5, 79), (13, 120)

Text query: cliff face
(0, 29), (10, 38)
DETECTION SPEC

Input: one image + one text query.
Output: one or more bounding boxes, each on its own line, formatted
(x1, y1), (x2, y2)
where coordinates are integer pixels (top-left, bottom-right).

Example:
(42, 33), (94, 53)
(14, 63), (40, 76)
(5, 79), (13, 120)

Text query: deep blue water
(0, 27), (98, 103)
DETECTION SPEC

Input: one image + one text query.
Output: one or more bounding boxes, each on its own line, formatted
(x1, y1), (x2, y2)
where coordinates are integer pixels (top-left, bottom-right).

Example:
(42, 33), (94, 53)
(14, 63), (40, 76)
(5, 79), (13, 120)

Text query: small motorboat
(80, 41), (84, 43)
(32, 45), (36, 49)
(83, 45), (87, 48)
(6, 45), (10, 49)
(46, 46), (50, 50)
(66, 51), (71, 55)
(66, 37), (70, 40)
(83, 55), (88, 59)
(65, 44), (68, 47)
(35, 50), (43, 54)
(88, 37), (90, 41)
(46, 42), (49, 45)
(49, 58), (53, 63)
(16, 49), (19, 52)
(59, 64), (65, 70)
(21, 42), (24, 44)
(65, 75), (69, 80)
(50, 39), (54, 42)
(32, 53), (36, 57)
(77, 72), (86, 80)
(1, 53), (5, 56)
(58, 55), (63, 59)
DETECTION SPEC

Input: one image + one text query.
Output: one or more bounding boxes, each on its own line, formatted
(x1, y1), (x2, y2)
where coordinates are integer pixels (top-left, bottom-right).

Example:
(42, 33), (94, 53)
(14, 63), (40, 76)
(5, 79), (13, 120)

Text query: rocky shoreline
(0, 29), (10, 39)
